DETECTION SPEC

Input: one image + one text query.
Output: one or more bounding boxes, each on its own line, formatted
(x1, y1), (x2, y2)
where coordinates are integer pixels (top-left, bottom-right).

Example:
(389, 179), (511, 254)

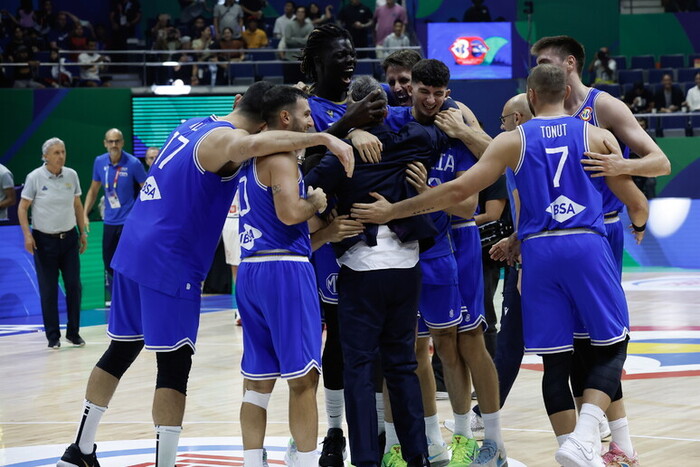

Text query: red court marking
(130, 452), (286, 466)
(521, 364), (700, 379)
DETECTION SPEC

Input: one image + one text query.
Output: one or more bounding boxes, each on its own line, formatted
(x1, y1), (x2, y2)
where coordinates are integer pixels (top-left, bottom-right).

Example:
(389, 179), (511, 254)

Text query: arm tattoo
(411, 206), (435, 215)
(272, 184), (282, 195)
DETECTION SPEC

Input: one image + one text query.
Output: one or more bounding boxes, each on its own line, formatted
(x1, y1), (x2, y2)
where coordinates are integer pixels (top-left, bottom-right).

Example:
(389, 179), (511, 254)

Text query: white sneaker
(555, 433), (605, 467)
(427, 440), (450, 467)
(443, 419), (454, 433)
(599, 417), (611, 441)
(471, 411), (485, 440)
(284, 438), (298, 466)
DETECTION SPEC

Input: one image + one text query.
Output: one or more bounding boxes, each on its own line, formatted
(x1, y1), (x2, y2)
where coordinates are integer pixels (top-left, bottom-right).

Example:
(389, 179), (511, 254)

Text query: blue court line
(0, 89), (69, 165)
(4, 444), (286, 467)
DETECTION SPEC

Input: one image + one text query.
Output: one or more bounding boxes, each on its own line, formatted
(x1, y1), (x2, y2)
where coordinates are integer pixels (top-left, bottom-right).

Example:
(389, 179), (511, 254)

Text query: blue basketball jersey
(309, 95), (347, 131)
(237, 158), (311, 258)
(111, 116), (239, 296)
(515, 116), (605, 239)
(572, 87), (627, 214)
(448, 140), (481, 222)
(505, 168), (518, 228)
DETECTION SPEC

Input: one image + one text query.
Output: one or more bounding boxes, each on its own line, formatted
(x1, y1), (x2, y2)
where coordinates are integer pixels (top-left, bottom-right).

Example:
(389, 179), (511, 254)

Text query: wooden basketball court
(1, 270), (698, 466)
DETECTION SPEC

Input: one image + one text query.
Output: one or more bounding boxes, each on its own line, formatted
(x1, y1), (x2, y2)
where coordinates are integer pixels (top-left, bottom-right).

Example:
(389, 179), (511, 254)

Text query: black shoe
(407, 453), (431, 466)
(67, 335), (86, 347)
(57, 443), (100, 467)
(378, 430), (386, 464)
(48, 339), (60, 350)
(320, 427), (346, 466)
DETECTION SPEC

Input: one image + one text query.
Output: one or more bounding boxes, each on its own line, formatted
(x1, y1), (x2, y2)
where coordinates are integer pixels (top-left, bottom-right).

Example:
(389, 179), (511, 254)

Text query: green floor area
(78, 221), (107, 310)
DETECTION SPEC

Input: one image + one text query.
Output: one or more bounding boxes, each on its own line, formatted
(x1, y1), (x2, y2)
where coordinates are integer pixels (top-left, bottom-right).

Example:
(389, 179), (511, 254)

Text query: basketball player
(56, 81), (354, 467)
(352, 64), (648, 467)
(532, 36), (658, 465)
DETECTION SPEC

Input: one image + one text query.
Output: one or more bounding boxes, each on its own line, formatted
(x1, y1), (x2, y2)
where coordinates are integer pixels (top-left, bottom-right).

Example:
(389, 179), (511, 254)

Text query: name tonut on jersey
(540, 123), (568, 138)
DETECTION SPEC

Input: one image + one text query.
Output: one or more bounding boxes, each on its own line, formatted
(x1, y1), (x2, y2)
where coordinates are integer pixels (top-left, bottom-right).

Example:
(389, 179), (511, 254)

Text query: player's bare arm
(351, 130), (519, 224)
(259, 153), (327, 225)
(405, 162), (478, 218)
(583, 93), (671, 177)
(434, 106), (492, 158)
(197, 128), (355, 177)
(310, 212), (365, 251)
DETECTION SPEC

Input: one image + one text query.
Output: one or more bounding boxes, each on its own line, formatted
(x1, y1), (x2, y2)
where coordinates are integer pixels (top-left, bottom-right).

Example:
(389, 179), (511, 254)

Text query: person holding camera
(588, 46), (617, 84)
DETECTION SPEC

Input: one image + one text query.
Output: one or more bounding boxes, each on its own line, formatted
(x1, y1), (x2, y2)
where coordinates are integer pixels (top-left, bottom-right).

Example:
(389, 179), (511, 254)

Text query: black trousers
(337, 264), (426, 466)
(33, 228), (82, 342)
(482, 249), (502, 357)
(102, 223), (123, 301)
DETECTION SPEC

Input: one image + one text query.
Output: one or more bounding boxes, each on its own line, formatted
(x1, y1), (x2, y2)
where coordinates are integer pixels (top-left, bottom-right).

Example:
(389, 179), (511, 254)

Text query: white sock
(556, 434), (570, 447)
(453, 412), (472, 438)
(243, 449), (265, 467)
(573, 403), (605, 444)
(76, 400), (107, 455)
(155, 425), (182, 467)
(384, 421), (399, 453)
(376, 393), (385, 434)
(609, 417), (634, 456)
(297, 449), (320, 467)
(481, 410), (503, 448)
(425, 414), (444, 446)
(325, 388), (344, 429)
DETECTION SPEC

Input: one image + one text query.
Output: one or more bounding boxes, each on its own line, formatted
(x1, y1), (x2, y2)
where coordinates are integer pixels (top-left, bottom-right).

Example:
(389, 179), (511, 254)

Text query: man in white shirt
(684, 72), (700, 111)
(78, 39), (110, 86)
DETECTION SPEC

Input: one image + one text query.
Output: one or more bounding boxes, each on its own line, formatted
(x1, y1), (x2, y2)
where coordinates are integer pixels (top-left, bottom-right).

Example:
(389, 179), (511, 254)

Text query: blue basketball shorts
(451, 222), (486, 332)
(236, 257), (322, 380)
(107, 271), (201, 352)
(520, 231), (630, 354)
(418, 255), (462, 330)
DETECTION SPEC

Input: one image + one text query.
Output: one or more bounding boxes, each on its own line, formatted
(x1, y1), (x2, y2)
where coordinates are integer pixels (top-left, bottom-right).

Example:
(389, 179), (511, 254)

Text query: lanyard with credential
(105, 165), (122, 190)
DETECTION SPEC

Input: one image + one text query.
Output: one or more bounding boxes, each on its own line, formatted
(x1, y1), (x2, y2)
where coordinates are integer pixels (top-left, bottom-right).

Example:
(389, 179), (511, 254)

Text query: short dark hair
(382, 49), (422, 73)
(393, 19), (404, 25)
(527, 64), (567, 104)
(261, 85), (309, 124)
(530, 35), (585, 76)
(236, 81), (276, 121)
(411, 59), (450, 88)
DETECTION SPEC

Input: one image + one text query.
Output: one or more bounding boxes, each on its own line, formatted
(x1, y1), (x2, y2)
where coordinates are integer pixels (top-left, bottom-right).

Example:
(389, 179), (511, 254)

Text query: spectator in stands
(173, 35), (195, 84)
(273, 1), (296, 39)
(18, 137), (87, 349)
(190, 15), (207, 41)
(179, 0), (211, 27)
(283, 6), (313, 59)
(684, 72), (700, 111)
(382, 19), (410, 51)
(49, 47), (73, 87)
(5, 25), (29, 59)
(218, 26), (245, 61)
(47, 11), (79, 50)
(588, 46), (616, 84)
(308, 2), (333, 27)
(150, 13), (172, 46)
(213, 0), (244, 39)
(109, 0), (141, 53)
(34, 0), (55, 36)
(192, 25), (222, 84)
(17, 0), (36, 30)
(10, 44), (45, 88)
(242, 17), (269, 49)
(78, 39), (110, 87)
(654, 73), (684, 112)
(240, 0), (266, 20)
(338, 0), (373, 56)
(94, 24), (109, 50)
(373, 0), (406, 46)
(192, 24), (216, 61)
(68, 23), (91, 55)
(624, 81), (654, 114)
(0, 163), (15, 223)
(144, 147), (159, 168)
(463, 0), (491, 21)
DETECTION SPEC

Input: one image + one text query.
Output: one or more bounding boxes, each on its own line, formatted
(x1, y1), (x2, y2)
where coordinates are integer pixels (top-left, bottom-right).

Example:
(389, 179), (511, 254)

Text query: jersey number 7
(545, 146), (569, 188)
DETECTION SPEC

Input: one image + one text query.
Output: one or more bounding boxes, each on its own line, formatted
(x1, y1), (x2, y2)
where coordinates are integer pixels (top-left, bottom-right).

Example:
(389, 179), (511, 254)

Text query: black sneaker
(57, 443), (100, 467)
(320, 427), (346, 466)
(48, 339), (60, 350)
(67, 335), (86, 347)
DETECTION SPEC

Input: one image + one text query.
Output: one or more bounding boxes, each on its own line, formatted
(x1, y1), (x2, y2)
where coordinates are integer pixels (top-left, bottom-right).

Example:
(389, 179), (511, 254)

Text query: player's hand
(323, 134), (355, 177)
(351, 192), (394, 224)
(628, 224), (645, 245)
(307, 186), (327, 213)
(325, 214), (365, 242)
(83, 215), (91, 233)
(489, 237), (511, 262)
(582, 139), (626, 177)
(293, 81), (311, 93)
(344, 89), (387, 128)
(23, 233), (37, 255)
(79, 235), (88, 254)
(405, 162), (428, 193)
(435, 108), (467, 139)
(348, 129), (382, 163)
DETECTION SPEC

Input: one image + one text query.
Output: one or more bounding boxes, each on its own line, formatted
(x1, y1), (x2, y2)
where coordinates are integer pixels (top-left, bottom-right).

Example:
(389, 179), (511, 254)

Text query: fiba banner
(427, 22), (513, 80)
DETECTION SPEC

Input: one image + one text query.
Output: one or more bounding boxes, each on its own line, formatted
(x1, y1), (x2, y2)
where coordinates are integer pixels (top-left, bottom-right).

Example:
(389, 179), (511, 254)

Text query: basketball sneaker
(602, 442), (640, 467)
(447, 434), (478, 466)
(427, 439), (450, 466)
(555, 433), (604, 467)
(56, 443), (100, 467)
(320, 427), (347, 466)
(471, 411), (485, 440)
(284, 438), (298, 466)
(382, 444), (407, 467)
(470, 439), (507, 467)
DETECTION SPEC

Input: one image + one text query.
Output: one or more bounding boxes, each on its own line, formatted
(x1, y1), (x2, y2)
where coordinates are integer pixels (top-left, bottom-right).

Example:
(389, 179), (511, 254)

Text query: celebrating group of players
(56, 23), (670, 467)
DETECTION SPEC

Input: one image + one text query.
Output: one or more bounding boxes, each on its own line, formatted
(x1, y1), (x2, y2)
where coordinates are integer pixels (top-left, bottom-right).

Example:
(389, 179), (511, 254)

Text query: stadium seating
(660, 54), (685, 69)
(631, 55), (655, 69)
